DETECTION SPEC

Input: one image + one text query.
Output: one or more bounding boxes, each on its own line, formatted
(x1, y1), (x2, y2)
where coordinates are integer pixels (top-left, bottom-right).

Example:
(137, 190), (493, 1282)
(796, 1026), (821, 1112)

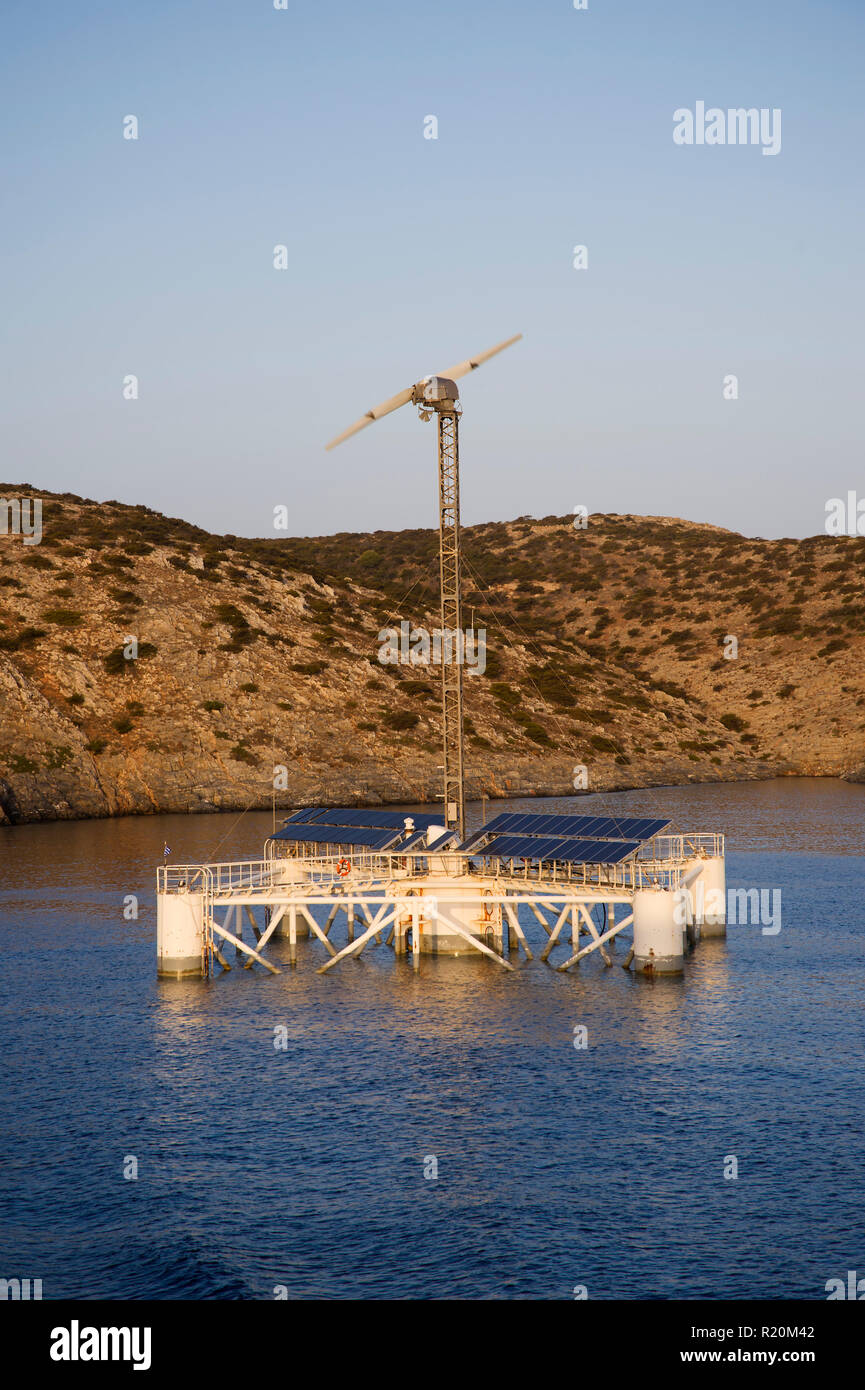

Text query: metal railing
(205, 859), (283, 896)
(641, 832), (724, 863)
(157, 864), (214, 895)
(266, 846), (465, 882)
(158, 838), (723, 907)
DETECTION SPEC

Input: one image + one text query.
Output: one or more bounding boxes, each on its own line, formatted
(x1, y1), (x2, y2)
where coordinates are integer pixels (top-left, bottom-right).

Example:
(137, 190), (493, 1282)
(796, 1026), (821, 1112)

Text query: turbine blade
(325, 385), (414, 449)
(437, 333), (522, 383)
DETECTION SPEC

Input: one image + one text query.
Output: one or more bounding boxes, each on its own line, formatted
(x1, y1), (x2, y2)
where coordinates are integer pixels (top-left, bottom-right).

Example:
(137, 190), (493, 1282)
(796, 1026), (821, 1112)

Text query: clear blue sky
(2, 1), (862, 539)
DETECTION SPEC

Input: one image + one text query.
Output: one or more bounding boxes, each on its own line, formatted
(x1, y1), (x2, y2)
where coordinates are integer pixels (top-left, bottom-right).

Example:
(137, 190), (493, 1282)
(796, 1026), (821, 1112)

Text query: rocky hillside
(1, 486), (863, 824)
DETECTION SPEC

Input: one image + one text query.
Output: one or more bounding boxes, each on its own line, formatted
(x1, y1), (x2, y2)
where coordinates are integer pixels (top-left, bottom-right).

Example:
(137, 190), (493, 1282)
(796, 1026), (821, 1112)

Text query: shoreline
(1, 764), (862, 829)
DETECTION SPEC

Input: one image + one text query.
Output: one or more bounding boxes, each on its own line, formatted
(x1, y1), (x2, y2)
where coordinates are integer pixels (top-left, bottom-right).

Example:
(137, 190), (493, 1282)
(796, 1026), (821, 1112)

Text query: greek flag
(163, 842), (171, 859)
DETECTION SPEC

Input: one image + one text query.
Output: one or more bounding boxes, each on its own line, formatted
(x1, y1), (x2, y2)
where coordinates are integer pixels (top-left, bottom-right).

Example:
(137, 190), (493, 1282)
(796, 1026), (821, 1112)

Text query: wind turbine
(326, 333), (522, 840)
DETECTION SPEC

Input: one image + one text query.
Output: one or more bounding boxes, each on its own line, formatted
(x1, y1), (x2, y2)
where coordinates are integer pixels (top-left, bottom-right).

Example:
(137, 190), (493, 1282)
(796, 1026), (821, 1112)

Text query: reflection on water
(0, 779), (863, 1299)
(687, 937), (733, 1011)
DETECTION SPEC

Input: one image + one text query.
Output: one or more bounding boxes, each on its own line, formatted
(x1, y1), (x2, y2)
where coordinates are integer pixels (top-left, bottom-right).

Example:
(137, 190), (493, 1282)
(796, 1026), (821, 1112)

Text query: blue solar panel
(399, 830), (428, 851)
(476, 834), (517, 856)
(545, 838), (642, 864)
(546, 816), (576, 833)
(607, 818), (642, 837)
(486, 812), (525, 832)
(522, 837), (568, 858)
(271, 824), (399, 849)
(535, 815), (568, 833)
(525, 814), (567, 834)
(479, 835), (565, 860)
(551, 838), (597, 863)
(622, 817), (669, 840)
(305, 808), (358, 826)
(577, 816), (610, 837)
(277, 825), (317, 843)
(376, 828), (405, 847)
(473, 832), (643, 865)
(587, 818), (616, 836)
(496, 814), (532, 833)
(278, 825), (332, 842)
(307, 808), (373, 827)
(271, 825), (328, 843)
(601, 839), (643, 863)
(477, 836), (513, 857)
(560, 815), (599, 835)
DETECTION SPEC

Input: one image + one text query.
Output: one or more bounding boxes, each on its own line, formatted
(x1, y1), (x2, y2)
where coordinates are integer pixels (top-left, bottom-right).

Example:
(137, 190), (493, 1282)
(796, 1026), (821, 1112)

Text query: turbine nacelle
(414, 375), (460, 406)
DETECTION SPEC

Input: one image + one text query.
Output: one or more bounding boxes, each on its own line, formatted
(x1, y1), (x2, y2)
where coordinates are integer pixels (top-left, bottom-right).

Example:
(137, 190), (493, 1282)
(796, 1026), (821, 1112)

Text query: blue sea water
(0, 778), (862, 1300)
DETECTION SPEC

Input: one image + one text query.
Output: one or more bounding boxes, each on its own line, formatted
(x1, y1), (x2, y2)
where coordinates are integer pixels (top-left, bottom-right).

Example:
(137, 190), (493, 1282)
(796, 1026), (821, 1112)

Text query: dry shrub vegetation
(0, 486), (863, 821)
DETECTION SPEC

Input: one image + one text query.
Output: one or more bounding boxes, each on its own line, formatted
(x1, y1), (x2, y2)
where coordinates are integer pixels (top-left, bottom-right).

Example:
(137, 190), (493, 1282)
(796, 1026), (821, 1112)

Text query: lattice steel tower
(431, 390), (463, 836)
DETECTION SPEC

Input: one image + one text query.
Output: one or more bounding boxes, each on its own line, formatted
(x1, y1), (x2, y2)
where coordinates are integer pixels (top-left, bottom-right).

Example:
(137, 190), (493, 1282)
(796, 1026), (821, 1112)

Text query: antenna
(326, 333), (522, 839)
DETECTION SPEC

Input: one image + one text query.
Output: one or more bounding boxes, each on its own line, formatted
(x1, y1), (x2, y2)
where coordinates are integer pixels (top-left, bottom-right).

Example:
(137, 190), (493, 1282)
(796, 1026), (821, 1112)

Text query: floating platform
(156, 808), (726, 980)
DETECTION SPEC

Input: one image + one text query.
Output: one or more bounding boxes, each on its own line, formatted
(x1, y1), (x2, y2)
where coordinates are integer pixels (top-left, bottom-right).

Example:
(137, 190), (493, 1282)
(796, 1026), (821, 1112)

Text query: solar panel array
(271, 806), (447, 851)
(460, 811), (668, 852)
(473, 833), (642, 865)
(269, 807), (668, 865)
(459, 810), (669, 866)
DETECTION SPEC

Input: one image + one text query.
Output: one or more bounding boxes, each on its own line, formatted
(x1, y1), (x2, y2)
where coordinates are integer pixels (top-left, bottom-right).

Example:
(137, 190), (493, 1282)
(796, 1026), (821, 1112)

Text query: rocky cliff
(1, 487), (863, 824)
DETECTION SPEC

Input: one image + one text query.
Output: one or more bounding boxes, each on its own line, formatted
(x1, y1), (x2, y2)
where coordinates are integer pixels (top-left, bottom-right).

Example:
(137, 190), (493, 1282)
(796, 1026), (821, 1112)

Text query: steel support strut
(437, 406), (465, 840)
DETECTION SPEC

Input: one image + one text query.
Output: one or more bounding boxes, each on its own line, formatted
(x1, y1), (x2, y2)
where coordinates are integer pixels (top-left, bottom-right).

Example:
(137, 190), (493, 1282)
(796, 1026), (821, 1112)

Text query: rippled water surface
(1, 779), (863, 1299)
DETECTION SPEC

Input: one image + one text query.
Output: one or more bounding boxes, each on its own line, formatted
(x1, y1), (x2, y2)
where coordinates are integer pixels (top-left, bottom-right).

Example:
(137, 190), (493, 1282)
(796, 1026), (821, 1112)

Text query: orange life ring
(336, 857), (351, 878)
